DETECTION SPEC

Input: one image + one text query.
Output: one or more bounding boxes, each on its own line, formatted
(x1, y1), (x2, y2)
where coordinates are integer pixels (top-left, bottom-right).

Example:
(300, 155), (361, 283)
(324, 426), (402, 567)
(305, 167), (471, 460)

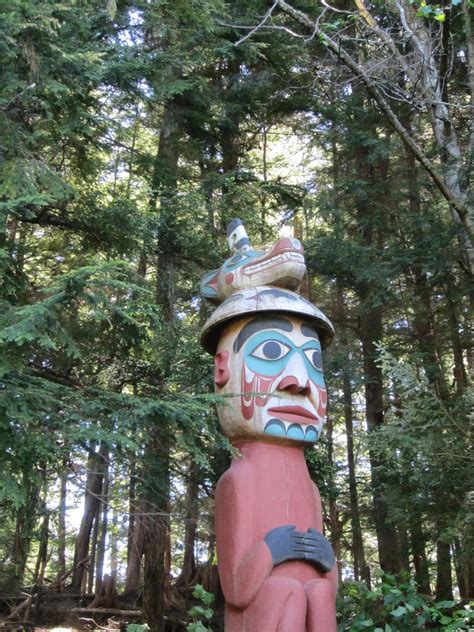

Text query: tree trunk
(436, 537), (454, 600)
(125, 498), (146, 596)
(142, 97), (180, 632)
(337, 285), (368, 585)
(95, 455), (109, 594)
(354, 132), (402, 575)
(71, 441), (108, 592)
(110, 506), (118, 576)
(87, 511), (99, 594)
(28, 508), (49, 623)
(33, 509), (49, 586)
(175, 463), (199, 588)
(403, 139), (450, 398)
(360, 306), (402, 575)
(445, 280), (469, 393)
(453, 537), (468, 599)
(143, 435), (170, 632)
(409, 513), (431, 595)
(57, 466), (67, 583)
(11, 472), (40, 588)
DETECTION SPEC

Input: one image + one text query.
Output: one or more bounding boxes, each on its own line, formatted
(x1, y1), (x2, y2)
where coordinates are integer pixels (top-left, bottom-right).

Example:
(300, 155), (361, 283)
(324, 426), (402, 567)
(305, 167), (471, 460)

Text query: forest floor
(0, 619), (130, 631)
(0, 596), (144, 631)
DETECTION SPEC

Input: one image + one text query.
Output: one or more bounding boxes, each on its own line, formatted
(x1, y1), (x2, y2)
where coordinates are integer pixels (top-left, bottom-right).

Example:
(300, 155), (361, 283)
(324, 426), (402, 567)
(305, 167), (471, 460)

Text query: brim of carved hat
(201, 285), (334, 355)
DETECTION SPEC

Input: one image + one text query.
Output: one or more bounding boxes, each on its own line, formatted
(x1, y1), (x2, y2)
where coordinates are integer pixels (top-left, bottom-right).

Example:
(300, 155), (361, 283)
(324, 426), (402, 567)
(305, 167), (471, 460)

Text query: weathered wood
(6, 594), (33, 620)
(72, 607), (142, 616)
(87, 573), (118, 609)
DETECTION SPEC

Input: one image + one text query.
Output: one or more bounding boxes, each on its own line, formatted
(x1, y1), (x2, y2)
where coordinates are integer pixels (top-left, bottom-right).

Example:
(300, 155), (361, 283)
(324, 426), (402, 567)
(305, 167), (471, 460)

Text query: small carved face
(214, 315), (327, 445)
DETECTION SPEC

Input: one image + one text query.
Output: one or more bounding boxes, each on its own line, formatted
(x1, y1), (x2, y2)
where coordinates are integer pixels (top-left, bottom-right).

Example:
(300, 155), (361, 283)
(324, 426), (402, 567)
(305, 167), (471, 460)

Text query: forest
(0, 0), (472, 630)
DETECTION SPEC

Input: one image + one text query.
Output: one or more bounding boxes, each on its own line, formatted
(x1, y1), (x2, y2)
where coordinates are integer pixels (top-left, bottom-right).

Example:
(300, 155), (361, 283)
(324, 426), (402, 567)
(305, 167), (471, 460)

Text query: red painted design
(272, 237), (304, 253)
(241, 368), (281, 420)
(208, 273), (218, 290)
(316, 385), (327, 418)
(225, 272), (234, 285)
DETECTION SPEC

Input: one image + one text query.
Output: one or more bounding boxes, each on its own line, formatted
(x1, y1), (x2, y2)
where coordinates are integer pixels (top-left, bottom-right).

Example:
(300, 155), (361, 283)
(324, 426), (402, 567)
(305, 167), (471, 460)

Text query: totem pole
(200, 219), (338, 631)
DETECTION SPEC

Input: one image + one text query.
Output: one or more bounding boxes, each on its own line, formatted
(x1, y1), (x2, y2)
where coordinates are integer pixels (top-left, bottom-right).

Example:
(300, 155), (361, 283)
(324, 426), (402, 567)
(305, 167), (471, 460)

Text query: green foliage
(414, 1), (446, 21)
(187, 584), (215, 632)
(337, 573), (473, 630)
(126, 624), (150, 632)
(374, 347), (473, 530)
(0, 261), (152, 375)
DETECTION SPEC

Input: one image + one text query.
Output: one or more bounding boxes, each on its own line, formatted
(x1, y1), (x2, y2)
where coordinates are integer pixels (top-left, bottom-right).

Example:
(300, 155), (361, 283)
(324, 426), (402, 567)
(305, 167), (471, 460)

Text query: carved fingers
(264, 525), (335, 573)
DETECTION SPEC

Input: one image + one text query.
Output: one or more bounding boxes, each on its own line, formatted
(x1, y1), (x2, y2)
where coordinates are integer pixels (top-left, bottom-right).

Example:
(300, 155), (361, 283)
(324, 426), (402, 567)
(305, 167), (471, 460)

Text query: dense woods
(0, 0), (472, 629)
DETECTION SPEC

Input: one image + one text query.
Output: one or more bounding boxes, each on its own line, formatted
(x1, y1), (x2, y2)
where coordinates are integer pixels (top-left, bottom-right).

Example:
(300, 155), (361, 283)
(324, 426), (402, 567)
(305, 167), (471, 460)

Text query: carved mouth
(264, 419), (319, 442)
(243, 251), (305, 275)
(267, 405), (318, 424)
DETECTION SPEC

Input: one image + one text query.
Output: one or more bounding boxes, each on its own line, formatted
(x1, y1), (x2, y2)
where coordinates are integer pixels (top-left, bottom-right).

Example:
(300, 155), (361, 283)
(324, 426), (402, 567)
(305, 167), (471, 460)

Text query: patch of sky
(117, 9), (144, 47)
(190, 296), (201, 311)
(136, 79), (153, 97)
(393, 318), (409, 329)
(280, 209), (294, 224)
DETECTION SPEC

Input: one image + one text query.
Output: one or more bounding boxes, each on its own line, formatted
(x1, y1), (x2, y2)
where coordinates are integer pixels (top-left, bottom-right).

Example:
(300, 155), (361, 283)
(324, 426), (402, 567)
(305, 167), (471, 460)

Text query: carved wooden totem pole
(200, 219), (338, 631)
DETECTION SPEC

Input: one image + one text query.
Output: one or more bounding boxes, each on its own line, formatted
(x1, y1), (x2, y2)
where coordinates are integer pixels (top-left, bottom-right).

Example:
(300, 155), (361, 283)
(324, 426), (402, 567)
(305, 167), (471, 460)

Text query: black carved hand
(264, 525), (335, 572)
(303, 528), (336, 573)
(264, 525), (306, 565)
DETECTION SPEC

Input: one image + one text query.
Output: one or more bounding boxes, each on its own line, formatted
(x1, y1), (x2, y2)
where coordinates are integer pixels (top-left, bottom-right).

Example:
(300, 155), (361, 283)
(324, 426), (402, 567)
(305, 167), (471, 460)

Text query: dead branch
(72, 607), (143, 616)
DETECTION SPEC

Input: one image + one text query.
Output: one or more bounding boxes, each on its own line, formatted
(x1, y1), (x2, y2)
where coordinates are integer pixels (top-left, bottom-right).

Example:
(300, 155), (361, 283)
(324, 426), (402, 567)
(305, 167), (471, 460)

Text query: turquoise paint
(222, 250), (263, 272)
(244, 330), (325, 387)
(263, 420), (319, 443)
(264, 420), (286, 437)
(287, 424), (305, 441)
(305, 426), (319, 442)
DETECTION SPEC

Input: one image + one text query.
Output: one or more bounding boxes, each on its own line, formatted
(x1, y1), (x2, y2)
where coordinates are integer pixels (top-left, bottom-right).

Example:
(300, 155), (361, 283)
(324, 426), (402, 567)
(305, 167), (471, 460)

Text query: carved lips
(266, 405), (318, 424)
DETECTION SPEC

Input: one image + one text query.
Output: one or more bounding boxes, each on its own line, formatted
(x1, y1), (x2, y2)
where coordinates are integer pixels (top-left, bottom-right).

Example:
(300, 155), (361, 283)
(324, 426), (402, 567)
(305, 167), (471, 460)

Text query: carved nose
(277, 375), (311, 395)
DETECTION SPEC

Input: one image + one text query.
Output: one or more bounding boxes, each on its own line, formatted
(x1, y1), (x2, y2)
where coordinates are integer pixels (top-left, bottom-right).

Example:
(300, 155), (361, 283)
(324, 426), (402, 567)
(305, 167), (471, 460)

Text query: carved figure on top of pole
(200, 219), (338, 631)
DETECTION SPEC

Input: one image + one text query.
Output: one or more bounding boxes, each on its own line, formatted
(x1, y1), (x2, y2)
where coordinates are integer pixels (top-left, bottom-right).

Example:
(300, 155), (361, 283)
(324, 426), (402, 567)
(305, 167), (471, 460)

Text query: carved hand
(304, 528), (336, 572)
(264, 525), (335, 572)
(264, 525), (306, 565)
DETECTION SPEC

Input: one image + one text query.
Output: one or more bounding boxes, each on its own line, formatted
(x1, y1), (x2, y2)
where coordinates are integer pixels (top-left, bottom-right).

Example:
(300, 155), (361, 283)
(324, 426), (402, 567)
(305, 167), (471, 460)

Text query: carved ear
(214, 351), (230, 386)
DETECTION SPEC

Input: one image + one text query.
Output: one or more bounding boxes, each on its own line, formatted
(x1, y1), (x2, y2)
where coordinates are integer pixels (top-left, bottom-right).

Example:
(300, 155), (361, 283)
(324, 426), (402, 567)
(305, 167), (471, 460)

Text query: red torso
(225, 441), (323, 585)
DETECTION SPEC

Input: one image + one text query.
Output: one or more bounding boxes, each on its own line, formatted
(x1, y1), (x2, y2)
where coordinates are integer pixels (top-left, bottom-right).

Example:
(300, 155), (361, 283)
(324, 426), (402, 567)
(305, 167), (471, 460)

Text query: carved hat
(200, 219), (334, 354)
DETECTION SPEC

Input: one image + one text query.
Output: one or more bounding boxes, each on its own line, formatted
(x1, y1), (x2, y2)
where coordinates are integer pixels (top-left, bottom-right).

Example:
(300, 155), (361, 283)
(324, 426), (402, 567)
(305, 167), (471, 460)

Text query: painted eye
(304, 348), (323, 371)
(251, 340), (291, 361)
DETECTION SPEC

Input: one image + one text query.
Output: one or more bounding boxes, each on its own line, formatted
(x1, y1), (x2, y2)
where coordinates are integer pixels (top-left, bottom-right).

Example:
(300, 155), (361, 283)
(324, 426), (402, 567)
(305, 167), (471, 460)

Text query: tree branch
(275, 0), (473, 257)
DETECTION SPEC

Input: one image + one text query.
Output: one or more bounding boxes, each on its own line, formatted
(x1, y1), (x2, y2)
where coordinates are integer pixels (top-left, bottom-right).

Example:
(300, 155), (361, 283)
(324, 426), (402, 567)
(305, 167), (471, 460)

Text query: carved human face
(214, 314), (327, 445)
